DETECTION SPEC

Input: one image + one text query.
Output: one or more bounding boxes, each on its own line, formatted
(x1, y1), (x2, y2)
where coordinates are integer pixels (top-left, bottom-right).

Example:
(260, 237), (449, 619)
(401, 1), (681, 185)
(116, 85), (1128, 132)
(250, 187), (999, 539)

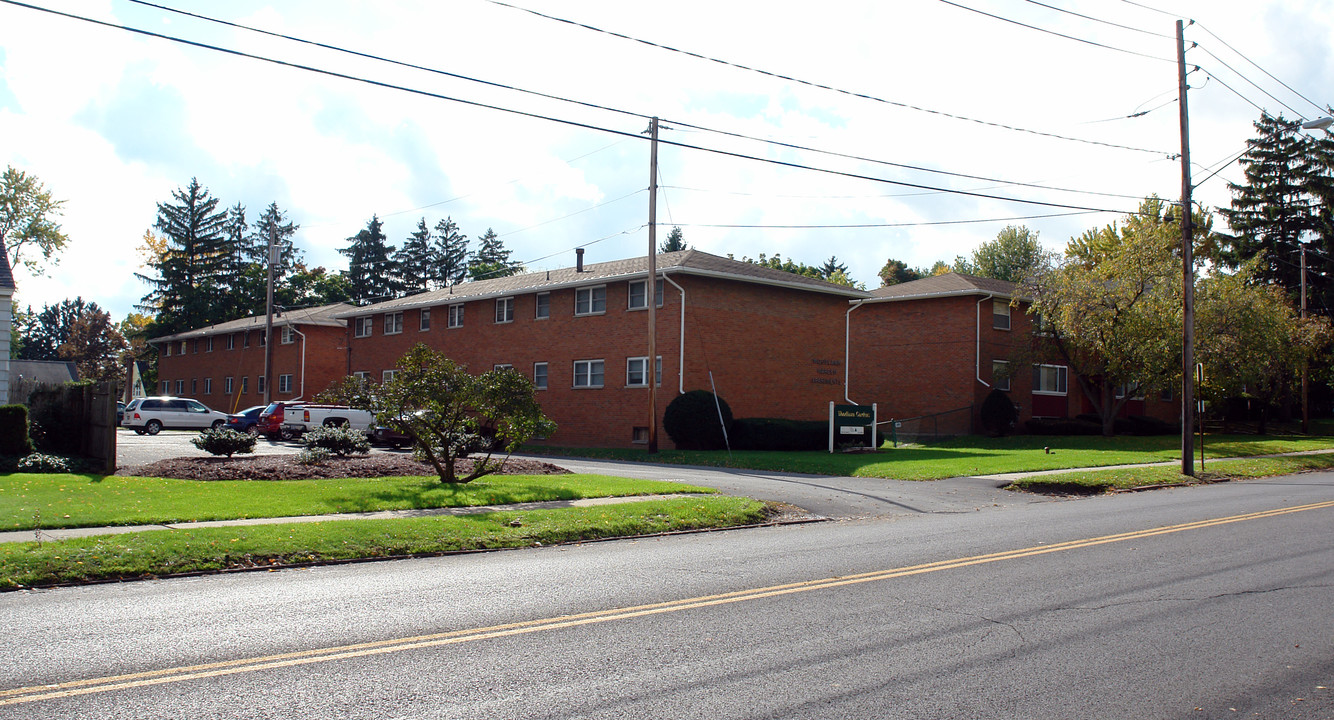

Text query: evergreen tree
(136, 177), (230, 335)
(339, 215), (398, 304)
(660, 226), (688, 253)
(251, 202), (302, 273)
(433, 217), (469, 287)
(218, 203), (259, 319)
(468, 228), (521, 281)
(394, 218), (436, 295)
(1218, 113), (1329, 309)
(13, 297), (127, 380)
(819, 256), (848, 280)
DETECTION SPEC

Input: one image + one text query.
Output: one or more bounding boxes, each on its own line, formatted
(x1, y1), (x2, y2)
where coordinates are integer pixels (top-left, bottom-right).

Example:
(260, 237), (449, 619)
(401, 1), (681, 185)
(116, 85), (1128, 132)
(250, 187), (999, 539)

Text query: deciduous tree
(0, 165), (69, 277)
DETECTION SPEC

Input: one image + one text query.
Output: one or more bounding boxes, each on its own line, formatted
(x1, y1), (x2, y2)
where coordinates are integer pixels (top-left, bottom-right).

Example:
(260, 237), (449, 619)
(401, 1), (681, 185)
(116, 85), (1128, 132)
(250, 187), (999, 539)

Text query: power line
(674, 210), (1105, 230)
(1192, 42), (1304, 118)
(1020, 0), (1173, 39)
(496, 188), (646, 238)
(1196, 23), (1327, 116)
(1192, 65), (1266, 114)
(485, 0), (1171, 155)
(936, 0), (1174, 63)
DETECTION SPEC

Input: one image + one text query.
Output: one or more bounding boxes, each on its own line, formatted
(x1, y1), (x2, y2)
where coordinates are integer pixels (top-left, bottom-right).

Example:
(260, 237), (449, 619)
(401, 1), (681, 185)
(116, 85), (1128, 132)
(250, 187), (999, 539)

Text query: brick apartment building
(150, 251), (1178, 446)
(150, 303), (352, 415)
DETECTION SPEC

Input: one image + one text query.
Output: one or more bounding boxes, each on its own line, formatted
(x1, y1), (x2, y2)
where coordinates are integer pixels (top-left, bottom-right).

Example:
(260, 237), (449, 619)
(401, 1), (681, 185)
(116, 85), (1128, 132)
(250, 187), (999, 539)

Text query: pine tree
(433, 217), (469, 287)
(137, 177), (230, 334)
(660, 226), (688, 253)
(339, 215), (398, 304)
(468, 228), (521, 281)
(819, 256), (848, 280)
(394, 218), (436, 295)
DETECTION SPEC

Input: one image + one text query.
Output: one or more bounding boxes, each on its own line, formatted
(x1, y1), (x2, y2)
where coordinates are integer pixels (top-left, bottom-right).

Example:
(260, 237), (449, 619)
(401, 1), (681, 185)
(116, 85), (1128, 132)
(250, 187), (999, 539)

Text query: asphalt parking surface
(116, 427), (315, 469)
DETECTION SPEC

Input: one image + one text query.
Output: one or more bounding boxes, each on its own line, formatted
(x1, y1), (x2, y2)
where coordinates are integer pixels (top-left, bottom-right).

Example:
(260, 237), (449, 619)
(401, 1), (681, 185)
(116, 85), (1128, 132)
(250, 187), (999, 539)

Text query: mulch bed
(119, 453), (570, 481)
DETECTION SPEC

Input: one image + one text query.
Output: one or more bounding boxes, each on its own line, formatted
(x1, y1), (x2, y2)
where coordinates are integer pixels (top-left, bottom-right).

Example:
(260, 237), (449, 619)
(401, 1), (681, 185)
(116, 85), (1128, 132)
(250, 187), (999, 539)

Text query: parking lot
(115, 427), (396, 469)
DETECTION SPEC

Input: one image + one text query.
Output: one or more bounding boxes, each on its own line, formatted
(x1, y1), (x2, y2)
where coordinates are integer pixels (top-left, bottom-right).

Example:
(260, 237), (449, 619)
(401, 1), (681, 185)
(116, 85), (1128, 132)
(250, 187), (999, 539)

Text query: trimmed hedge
(731, 418), (827, 451)
(0, 404), (33, 457)
(663, 390), (733, 450)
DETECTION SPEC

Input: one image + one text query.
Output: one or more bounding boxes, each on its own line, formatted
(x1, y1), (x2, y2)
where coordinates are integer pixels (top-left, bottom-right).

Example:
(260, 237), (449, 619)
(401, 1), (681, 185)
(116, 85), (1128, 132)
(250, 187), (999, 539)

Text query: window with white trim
(1032, 364), (1068, 395)
(494, 363), (513, 371)
(448, 304), (464, 328)
(992, 360), (1011, 392)
(180, 341), (187, 355)
(279, 374), (294, 393)
(161, 380), (169, 394)
(384, 312), (404, 335)
(533, 362), (548, 390)
(354, 316), (373, 338)
(204, 378), (212, 394)
(205, 336), (213, 352)
(165, 343), (172, 357)
(575, 286), (606, 316)
(992, 300), (1011, 330)
(227, 334), (236, 350)
(257, 376), (266, 394)
(628, 279), (664, 310)
(281, 326), (295, 344)
(240, 376), (249, 395)
(353, 371), (371, 382)
(420, 308), (431, 331)
(495, 297), (514, 323)
(224, 377), (234, 394)
(382, 369), (399, 384)
(192, 340), (199, 354)
(175, 379), (184, 395)
(573, 359), (604, 388)
(626, 356), (662, 387)
(535, 292), (550, 319)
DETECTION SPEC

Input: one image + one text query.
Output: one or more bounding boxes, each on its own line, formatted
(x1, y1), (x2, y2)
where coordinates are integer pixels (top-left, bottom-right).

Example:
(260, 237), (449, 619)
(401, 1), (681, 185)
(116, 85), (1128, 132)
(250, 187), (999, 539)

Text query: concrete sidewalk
(0, 493), (705, 545)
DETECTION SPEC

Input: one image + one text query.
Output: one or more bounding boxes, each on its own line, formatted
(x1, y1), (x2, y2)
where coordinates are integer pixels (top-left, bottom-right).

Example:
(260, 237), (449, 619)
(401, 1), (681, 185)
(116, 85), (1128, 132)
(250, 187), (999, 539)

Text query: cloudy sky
(1, 0), (1331, 320)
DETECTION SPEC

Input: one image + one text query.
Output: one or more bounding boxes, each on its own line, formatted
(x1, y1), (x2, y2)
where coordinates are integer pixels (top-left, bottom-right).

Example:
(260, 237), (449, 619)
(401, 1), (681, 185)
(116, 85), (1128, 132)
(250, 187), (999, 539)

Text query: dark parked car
(225, 405), (267, 436)
(116, 401), (125, 425)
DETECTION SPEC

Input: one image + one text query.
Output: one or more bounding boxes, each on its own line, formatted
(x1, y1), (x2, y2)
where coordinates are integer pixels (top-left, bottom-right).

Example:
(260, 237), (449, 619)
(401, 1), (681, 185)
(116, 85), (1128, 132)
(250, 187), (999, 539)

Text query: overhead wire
(1192, 42), (1305, 118)
(0, 0), (1145, 217)
(1196, 22), (1327, 116)
(1019, 0), (1173, 38)
(496, 188), (646, 238)
(936, 0), (1174, 63)
(485, 0), (1172, 155)
(674, 210), (1104, 230)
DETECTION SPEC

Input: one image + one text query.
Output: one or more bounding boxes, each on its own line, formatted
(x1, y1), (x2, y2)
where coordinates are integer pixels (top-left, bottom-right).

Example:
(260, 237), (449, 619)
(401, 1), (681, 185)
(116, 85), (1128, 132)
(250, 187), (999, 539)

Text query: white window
(1033, 364), (1068, 395)
(534, 362), (548, 390)
(535, 292), (550, 319)
(353, 371), (371, 382)
(626, 356), (662, 387)
(382, 369), (399, 384)
(575, 286), (606, 316)
(448, 304), (464, 328)
(240, 376), (249, 395)
(354, 316), (373, 338)
(204, 378), (212, 394)
(224, 377), (234, 394)
(165, 343), (172, 357)
(573, 359), (604, 388)
(227, 334), (236, 350)
(993, 300), (1011, 330)
(628, 279), (664, 310)
(280, 326), (295, 344)
(420, 308), (431, 331)
(257, 376), (266, 394)
(192, 340), (199, 354)
(992, 360), (1010, 392)
(161, 380), (169, 394)
(494, 363), (513, 371)
(495, 297), (514, 323)
(179, 341), (187, 355)
(384, 312), (404, 335)
(205, 336), (213, 352)
(279, 374), (293, 393)
(175, 379), (184, 394)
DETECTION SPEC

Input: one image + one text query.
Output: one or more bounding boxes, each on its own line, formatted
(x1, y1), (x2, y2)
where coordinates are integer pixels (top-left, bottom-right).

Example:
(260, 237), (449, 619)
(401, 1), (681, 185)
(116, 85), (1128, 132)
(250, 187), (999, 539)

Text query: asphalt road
(2, 466), (1331, 718)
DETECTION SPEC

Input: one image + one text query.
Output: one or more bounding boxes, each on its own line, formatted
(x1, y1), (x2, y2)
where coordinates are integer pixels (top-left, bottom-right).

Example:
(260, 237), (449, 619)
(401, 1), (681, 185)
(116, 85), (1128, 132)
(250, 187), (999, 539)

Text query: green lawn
(0, 497), (768, 590)
(0, 473), (717, 531)
(1007, 453), (1334, 493)
(530, 434), (1334, 480)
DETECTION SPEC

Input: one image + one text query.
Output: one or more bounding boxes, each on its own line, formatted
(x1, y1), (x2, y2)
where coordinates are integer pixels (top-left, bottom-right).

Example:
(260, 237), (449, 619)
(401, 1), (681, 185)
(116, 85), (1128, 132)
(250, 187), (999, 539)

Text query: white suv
(122, 397), (230, 435)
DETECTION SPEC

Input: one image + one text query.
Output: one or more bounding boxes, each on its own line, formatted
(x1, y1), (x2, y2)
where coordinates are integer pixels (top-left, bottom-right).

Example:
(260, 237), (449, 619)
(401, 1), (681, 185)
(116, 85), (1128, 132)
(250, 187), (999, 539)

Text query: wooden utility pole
(1177, 19), (1196, 477)
(263, 223), (276, 406)
(1302, 245), (1309, 433)
(647, 117), (660, 453)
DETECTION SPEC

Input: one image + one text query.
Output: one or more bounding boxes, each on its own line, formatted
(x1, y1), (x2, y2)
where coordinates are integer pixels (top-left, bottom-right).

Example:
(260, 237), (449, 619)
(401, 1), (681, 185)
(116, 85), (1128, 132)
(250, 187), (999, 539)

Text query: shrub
(296, 447), (331, 465)
(17, 453), (71, 473)
(731, 418), (826, 451)
(190, 428), (258, 458)
(301, 425), (371, 457)
(663, 390), (733, 450)
(979, 389), (1019, 436)
(0, 404), (33, 457)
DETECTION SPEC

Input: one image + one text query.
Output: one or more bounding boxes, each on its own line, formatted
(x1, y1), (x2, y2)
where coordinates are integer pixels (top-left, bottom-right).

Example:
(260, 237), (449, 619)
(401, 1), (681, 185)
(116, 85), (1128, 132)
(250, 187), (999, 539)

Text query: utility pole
(1302, 245), (1309, 433)
(1177, 19), (1196, 477)
(263, 223), (276, 406)
(646, 116), (660, 453)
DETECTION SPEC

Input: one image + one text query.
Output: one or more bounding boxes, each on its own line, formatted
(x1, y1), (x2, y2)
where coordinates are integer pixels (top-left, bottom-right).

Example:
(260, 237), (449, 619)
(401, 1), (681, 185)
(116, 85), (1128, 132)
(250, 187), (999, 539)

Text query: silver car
(121, 396), (230, 435)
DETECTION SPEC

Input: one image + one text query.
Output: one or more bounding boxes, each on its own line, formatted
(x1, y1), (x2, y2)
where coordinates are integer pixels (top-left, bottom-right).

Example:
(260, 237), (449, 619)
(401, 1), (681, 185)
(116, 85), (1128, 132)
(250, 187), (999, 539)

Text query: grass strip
(531, 434), (1334, 480)
(1006, 453), (1334, 494)
(0, 497), (768, 590)
(1, 474), (716, 531)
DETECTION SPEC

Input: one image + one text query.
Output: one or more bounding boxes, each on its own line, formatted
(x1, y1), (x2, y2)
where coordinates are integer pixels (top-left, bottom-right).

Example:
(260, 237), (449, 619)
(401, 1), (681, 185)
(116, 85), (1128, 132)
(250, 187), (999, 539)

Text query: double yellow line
(5, 499), (1332, 707)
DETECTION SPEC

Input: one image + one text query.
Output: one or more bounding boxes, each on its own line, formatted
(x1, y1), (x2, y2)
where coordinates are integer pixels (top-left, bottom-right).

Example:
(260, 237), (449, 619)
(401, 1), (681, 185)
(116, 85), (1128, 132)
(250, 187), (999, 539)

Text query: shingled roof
(865, 272), (1021, 303)
(148, 302), (353, 344)
(0, 241), (16, 292)
(339, 249), (869, 316)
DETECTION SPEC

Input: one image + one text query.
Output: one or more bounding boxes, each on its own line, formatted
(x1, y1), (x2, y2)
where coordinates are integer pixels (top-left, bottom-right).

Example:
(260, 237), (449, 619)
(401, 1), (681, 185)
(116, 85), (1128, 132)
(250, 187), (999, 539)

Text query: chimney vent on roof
(576, 248), (585, 272)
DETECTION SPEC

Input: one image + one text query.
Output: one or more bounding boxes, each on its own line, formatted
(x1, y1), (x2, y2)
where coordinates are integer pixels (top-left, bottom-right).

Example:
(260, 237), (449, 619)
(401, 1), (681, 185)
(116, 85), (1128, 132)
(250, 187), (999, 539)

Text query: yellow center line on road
(5, 499), (1333, 707)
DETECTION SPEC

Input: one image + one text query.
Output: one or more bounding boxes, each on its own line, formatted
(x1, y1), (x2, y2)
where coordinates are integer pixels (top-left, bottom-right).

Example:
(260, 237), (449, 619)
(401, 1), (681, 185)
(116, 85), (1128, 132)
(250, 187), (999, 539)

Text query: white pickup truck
(280, 404), (376, 439)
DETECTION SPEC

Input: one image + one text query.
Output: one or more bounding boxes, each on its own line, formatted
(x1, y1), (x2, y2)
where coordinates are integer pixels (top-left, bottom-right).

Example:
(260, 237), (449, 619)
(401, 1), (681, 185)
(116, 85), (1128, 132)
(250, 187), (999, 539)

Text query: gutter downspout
(845, 300), (866, 403)
(291, 326), (308, 401)
(663, 273), (686, 394)
(976, 295), (993, 388)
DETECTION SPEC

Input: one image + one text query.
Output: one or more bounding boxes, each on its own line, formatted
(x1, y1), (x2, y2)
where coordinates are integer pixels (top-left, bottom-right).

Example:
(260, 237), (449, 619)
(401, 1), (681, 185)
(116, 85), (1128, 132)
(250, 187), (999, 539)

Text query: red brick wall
(154, 325), (348, 414)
